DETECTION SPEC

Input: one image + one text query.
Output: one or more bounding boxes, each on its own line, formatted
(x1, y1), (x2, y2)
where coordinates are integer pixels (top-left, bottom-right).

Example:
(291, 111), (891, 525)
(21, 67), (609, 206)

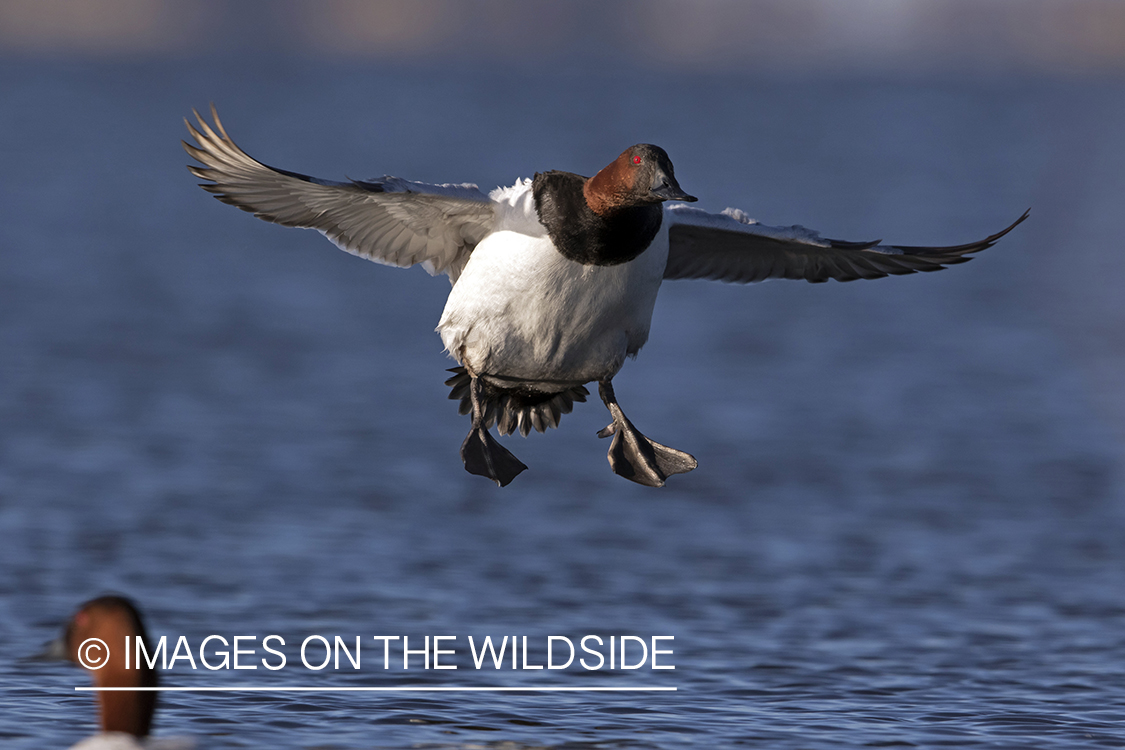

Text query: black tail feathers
(444, 368), (589, 437)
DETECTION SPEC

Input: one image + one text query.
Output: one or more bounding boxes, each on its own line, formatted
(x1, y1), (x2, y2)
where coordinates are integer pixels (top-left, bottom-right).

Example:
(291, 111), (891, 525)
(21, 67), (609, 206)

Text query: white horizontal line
(75, 686), (676, 692)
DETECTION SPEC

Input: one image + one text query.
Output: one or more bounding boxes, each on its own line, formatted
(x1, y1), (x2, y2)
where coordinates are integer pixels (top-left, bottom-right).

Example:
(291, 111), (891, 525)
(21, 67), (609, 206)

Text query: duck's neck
(98, 688), (155, 737)
(583, 164), (631, 217)
(92, 632), (157, 737)
(533, 171), (662, 266)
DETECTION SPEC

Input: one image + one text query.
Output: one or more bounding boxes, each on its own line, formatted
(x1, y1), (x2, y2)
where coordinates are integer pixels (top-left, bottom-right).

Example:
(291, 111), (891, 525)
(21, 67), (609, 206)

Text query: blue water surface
(1, 59), (1124, 748)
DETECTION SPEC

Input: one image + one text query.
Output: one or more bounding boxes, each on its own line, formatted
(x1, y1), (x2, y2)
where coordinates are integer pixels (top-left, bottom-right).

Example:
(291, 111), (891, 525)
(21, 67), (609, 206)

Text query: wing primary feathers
(665, 206), (1029, 285)
(890, 208), (1029, 255)
(183, 104), (496, 279)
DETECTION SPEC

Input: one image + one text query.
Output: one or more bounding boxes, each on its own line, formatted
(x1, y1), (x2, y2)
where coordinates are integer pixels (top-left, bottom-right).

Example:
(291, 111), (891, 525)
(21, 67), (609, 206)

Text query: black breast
(532, 171), (662, 266)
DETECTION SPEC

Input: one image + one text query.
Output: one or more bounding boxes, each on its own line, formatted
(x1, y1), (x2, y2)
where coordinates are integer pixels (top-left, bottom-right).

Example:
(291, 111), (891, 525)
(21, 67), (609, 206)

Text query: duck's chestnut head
(585, 144), (696, 215)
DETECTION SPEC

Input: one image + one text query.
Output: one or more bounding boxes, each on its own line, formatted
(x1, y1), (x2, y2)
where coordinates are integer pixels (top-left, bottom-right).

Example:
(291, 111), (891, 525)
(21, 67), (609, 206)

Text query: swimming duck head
(55, 595), (159, 739)
(583, 144), (696, 215)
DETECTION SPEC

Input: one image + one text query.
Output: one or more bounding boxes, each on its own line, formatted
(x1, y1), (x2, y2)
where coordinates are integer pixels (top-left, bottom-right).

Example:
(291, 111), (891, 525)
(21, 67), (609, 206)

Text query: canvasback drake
(184, 106), (1027, 488)
(46, 596), (191, 750)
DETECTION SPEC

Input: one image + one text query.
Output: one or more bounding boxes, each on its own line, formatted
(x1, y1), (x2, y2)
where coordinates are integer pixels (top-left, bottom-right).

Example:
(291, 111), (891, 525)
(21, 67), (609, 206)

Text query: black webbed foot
(459, 370), (528, 486)
(597, 380), (697, 487)
(461, 426), (528, 487)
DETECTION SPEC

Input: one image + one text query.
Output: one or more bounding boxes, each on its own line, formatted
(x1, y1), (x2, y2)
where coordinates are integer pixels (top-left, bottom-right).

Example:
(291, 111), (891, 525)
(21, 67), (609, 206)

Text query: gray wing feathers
(665, 205), (1028, 284)
(183, 105), (495, 280)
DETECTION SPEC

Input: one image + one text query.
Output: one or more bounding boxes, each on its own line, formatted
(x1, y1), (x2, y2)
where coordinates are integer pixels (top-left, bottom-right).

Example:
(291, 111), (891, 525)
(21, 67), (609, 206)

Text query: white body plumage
(438, 182), (668, 386)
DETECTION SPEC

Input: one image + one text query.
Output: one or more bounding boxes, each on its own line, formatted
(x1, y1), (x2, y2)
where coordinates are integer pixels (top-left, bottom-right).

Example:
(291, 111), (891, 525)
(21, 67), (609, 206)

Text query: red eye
(632, 155), (642, 165)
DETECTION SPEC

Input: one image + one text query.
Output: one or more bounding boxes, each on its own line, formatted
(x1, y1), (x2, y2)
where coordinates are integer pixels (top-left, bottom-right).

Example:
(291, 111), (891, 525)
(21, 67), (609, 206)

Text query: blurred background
(2, 1), (1124, 748)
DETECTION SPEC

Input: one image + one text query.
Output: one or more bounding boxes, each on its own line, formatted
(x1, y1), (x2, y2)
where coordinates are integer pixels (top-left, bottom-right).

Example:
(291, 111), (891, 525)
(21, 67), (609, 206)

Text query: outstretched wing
(184, 105), (496, 282)
(664, 204), (1028, 284)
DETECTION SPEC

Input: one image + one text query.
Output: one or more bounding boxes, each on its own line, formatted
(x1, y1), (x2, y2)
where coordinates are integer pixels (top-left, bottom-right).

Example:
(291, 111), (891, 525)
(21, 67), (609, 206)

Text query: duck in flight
(184, 106), (1027, 488)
